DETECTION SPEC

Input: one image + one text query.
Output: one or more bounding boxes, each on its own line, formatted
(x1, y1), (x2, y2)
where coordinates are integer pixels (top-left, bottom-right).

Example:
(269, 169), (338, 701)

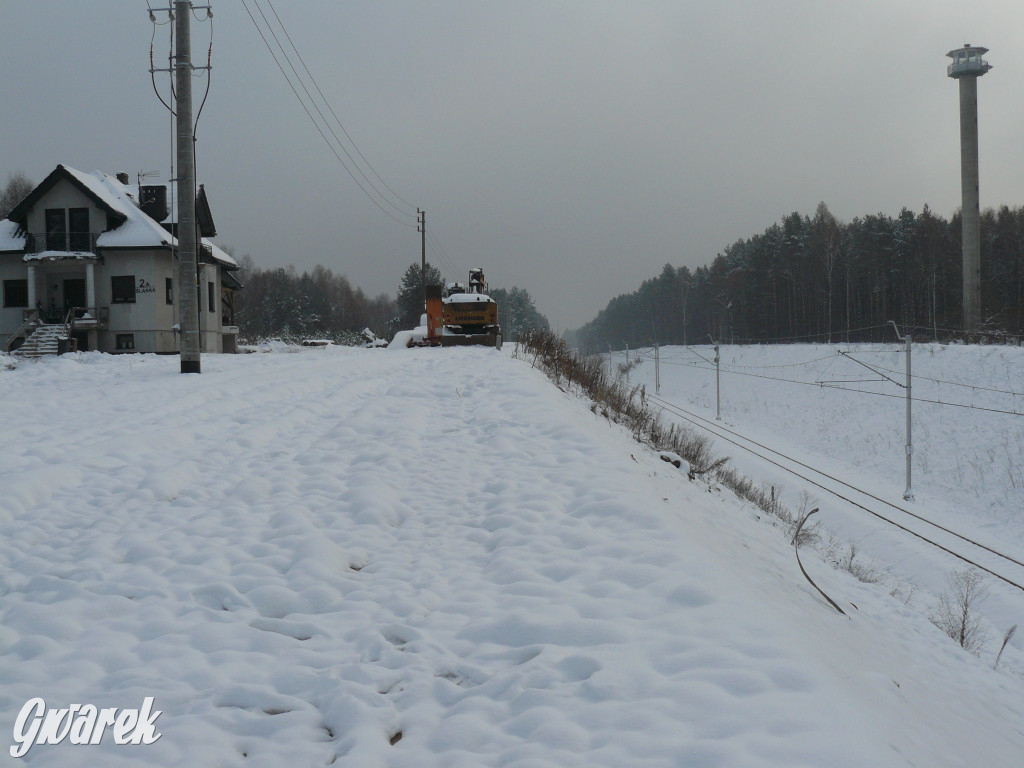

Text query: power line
(425, 230), (460, 279)
(250, 0), (414, 222)
(241, 0), (417, 228)
(263, 0), (418, 216)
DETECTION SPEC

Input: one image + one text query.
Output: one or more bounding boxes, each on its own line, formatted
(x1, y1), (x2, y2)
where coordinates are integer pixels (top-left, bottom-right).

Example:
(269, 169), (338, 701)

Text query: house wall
(198, 263), (223, 353)
(97, 249), (170, 354)
(0, 253), (28, 348)
(155, 255), (179, 354)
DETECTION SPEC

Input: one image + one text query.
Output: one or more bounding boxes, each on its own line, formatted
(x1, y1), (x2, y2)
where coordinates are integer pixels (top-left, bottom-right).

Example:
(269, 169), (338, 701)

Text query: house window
(3, 279), (28, 308)
(221, 289), (234, 325)
(208, 281), (216, 313)
(45, 208), (66, 251)
(115, 334), (135, 350)
(166, 277), (174, 305)
(68, 208), (90, 251)
(111, 275), (136, 303)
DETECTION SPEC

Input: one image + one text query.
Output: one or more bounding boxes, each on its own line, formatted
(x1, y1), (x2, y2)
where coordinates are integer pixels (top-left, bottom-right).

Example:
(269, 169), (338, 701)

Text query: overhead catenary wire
(650, 393), (1024, 572)
(730, 323), (893, 345)
(656, 341), (1024, 400)
(655, 354), (1024, 417)
(859, 361), (1024, 399)
(645, 392), (1024, 594)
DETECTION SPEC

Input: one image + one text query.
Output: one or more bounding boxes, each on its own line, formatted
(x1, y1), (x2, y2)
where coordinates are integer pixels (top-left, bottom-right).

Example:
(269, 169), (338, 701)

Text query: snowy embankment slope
(625, 343), (1024, 662)
(0, 347), (1022, 767)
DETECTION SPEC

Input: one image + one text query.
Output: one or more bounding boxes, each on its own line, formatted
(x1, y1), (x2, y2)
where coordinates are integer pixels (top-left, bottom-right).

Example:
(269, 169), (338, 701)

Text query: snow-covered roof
(204, 239), (238, 269)
(60, 166), (133, 220)
(3, 165), (235, 267)
(444, 292), (494, 304)
(0, 218), (23, 251)
(79, 169), (175, 249)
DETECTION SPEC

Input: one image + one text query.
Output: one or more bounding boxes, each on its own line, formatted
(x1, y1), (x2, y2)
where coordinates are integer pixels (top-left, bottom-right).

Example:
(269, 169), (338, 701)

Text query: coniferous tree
(572, 202), (1024, 349)
(234, 255), (395, 342)
(394, 262), (443, 331)
(489, 286), (551, 340)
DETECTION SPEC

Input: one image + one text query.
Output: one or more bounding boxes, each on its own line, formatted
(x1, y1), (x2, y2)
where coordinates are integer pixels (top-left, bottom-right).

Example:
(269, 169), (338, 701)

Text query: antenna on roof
(137, 170), (160, 188)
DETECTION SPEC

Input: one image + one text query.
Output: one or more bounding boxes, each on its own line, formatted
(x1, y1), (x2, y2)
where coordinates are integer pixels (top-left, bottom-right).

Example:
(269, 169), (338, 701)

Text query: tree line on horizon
(569, 202), (1024, 352)
(234, 257), (396, 342)
(234, 258), (550, 344)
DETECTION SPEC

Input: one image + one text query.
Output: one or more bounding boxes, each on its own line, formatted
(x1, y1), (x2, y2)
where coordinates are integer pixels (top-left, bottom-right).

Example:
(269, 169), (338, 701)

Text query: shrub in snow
(931, 568), (989, 656)
(994, 625), (1017, 670)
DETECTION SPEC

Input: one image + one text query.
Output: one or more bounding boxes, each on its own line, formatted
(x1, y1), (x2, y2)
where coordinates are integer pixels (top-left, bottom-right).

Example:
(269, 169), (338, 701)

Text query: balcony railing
(68, 306), (109, 330)
(25, 306), (108, 328)
(24, 231), (99, 255)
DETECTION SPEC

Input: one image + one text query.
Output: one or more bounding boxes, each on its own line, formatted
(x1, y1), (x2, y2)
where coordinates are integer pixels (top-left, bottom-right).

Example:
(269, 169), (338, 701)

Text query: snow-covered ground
(1, 345), (1023, 766)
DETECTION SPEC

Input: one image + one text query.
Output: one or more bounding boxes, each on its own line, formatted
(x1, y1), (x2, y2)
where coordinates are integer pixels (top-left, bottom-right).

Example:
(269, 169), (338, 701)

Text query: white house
(0, 164), (241, 355)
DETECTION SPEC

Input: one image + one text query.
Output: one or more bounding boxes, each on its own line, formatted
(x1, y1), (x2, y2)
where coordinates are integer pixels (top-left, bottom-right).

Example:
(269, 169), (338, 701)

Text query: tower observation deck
(947, 45), (992, 78)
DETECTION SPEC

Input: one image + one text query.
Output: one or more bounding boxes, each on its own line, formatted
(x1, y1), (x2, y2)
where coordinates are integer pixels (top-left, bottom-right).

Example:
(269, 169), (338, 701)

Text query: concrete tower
(947, 44), (991, 334)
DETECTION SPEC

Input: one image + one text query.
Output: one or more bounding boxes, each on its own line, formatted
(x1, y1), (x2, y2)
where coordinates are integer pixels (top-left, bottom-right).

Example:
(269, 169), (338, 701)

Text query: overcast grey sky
(2, 1), (1023, 330)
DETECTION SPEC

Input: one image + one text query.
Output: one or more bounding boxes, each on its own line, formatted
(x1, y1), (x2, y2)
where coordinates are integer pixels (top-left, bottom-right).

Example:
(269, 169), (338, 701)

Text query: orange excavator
(425, 268), (502, 348)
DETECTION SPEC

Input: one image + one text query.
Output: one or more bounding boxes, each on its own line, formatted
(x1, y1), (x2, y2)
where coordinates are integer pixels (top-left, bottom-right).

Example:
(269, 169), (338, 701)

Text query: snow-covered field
(1, 345), (1023, 766)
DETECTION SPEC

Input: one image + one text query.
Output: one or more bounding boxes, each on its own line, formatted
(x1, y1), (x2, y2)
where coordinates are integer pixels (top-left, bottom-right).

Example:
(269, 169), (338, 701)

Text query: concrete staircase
(14, 324), (70, 358)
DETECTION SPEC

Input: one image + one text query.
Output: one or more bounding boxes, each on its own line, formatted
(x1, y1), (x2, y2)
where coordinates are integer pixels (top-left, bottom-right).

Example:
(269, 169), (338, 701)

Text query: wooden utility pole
(175, 1), (201, 373)
(418, 209), (426, 313)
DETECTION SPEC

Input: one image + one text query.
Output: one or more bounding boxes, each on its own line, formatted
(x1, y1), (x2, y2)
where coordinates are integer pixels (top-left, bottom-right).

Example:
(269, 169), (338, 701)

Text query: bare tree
(0, 172), (34, 219)
(931, 569), (989, 655)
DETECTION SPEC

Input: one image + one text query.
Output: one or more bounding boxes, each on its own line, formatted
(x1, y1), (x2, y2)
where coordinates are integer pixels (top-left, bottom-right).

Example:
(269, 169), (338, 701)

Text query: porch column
(86, 262), (96, 309)
(26, 265), (37, 310)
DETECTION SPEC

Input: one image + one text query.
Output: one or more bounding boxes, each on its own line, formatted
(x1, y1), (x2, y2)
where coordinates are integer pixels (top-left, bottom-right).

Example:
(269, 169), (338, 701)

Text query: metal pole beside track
(904, 333), (914, 501)
(715, 343), (721, 420)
